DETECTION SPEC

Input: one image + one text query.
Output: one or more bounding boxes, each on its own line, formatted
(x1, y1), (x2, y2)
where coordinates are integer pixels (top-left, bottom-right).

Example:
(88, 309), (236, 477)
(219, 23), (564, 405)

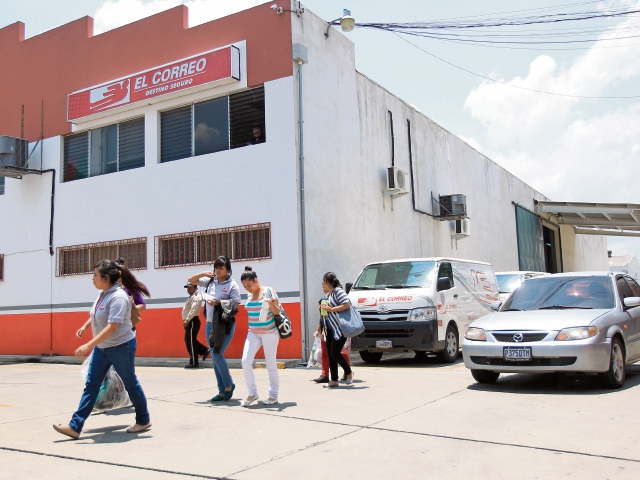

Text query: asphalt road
(1, 354), (639, 479)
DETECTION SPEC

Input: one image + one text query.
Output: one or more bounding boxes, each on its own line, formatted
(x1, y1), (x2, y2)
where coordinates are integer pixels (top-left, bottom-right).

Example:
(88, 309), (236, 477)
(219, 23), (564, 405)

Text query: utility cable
(392, 32), (640, 99)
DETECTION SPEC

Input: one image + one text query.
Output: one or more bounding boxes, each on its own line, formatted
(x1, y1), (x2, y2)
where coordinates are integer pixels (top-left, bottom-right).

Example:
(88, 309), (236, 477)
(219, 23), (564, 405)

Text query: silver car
(462, 272), (640, 388)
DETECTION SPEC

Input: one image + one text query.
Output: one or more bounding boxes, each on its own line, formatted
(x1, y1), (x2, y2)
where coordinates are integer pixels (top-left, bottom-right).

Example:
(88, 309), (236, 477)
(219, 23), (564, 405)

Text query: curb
(0, 355), (301, 369)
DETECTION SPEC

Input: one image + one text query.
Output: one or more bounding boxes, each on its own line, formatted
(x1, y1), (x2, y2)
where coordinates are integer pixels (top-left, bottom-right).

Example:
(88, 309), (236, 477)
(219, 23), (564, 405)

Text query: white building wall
(0, 76), (300, 312)
(292, 6), (608, 341)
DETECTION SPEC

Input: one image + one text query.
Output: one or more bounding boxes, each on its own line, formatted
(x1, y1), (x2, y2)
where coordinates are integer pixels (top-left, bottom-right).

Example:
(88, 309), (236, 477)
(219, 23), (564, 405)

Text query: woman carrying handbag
(319, 272), (354, 388)
(239, 266), (281, 406)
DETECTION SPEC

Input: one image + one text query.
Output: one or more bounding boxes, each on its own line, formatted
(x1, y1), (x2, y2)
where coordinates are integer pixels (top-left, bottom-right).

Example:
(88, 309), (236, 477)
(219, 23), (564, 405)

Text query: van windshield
(352, 261), (436, 290)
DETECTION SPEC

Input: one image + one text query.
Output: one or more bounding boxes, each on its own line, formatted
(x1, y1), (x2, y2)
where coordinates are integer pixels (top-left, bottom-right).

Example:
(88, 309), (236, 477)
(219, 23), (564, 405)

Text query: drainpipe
(293, 44), (309, 361)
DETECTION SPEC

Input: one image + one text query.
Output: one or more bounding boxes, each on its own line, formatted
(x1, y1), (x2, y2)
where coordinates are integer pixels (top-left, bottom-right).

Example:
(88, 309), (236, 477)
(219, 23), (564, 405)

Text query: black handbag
(267, 288), (292, 339)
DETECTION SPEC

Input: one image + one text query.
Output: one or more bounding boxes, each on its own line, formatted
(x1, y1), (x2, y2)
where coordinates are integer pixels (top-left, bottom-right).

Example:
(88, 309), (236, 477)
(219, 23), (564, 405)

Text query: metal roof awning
(534, 201), (640, 237)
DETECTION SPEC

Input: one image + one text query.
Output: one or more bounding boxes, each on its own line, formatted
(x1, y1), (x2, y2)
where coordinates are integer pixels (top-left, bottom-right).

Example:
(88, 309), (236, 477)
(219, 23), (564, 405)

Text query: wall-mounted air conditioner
(386, 166), (408, 194)
(0, 136), (28, 169)
(451, 218), (470, 237)
(437, 194), (467, 219)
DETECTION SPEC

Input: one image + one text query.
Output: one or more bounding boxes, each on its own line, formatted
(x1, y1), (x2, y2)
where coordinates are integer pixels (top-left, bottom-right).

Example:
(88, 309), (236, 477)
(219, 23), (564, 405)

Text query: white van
(347, 257), (499, 364)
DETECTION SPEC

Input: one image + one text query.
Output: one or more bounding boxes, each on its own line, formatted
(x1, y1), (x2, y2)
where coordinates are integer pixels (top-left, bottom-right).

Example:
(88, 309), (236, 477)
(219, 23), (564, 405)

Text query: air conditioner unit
(451, 218), (470, 237)
(386, 166), (408, 193)
(438, 194), (466, 219)
(0, 136), (29, 170)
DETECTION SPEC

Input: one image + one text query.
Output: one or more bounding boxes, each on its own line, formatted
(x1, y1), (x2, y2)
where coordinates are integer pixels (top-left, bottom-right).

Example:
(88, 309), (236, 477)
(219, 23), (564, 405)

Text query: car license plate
(376, 340), (392, 348)
(503, 346), (531, 361)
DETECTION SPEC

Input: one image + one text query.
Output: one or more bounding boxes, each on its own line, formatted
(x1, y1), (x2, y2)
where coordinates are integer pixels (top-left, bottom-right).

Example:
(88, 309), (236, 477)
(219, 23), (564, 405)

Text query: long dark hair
(240, 266), (258, 282)
(94, 259), (120, 285)
(115, 258), (151, 297)
(323, 272), (342, 289)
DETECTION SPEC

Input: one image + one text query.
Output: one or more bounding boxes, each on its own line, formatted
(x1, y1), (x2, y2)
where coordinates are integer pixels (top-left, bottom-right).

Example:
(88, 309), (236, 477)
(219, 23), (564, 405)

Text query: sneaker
(314, 375), (329, 384)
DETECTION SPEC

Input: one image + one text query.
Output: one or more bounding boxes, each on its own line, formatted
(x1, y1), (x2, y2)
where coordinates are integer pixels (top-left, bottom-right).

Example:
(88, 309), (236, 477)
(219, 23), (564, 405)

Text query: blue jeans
(69, 338), (150, 434)
(206, 321), (235, 393)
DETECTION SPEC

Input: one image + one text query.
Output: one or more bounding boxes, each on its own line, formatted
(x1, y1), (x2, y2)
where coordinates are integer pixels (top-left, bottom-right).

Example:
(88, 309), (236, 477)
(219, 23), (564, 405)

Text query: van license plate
(503, 347), (531, 361)
(376, 340), (392, 348)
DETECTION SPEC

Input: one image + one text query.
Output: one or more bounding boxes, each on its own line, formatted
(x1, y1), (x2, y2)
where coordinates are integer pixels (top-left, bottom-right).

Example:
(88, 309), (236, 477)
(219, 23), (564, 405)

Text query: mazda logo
(513, 333), (524, 343)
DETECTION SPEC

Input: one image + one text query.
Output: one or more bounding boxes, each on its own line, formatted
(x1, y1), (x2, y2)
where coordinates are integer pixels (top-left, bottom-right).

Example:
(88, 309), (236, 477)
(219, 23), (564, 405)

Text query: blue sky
(2, 0), (639, 258)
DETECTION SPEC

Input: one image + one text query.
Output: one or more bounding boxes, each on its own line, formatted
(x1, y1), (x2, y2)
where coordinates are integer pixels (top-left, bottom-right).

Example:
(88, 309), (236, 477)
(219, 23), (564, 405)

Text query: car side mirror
(436, 277), (452, 291)
(623, 297), (640, 308)
(491, 301), (502, 311)
(345, 283), (353, 294)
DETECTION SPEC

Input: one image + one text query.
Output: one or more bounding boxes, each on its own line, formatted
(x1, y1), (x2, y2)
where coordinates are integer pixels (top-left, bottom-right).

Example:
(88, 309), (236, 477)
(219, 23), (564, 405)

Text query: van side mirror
(491, 301), (502, 311)
(623, 297), (640, 308)
(436, 277), (452, 291)
(345, 283), (353, 294)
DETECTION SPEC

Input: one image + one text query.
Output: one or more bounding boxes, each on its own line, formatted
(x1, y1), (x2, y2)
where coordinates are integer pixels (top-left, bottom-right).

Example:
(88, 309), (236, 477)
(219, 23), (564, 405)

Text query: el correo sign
(68, 45), (241, 121)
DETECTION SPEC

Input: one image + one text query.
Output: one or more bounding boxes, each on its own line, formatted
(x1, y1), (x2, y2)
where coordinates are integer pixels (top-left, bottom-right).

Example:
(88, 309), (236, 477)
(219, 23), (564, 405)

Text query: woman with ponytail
(319, 272), (354, 388)
(53, 259), (151, 439)
(239, 266), (281, 406)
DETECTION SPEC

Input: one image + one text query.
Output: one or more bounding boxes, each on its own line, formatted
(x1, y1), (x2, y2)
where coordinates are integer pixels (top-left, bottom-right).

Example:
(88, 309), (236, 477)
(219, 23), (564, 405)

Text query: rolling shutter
(63, 132), (89, 182)
(118, 117), (145, 171)
(160, 106), (192, 163)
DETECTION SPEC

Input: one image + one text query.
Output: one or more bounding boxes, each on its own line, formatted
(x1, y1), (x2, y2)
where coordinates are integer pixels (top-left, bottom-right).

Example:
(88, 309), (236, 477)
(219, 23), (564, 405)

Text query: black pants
(326, 332), (352, 381)
(185, 317), (209, 365)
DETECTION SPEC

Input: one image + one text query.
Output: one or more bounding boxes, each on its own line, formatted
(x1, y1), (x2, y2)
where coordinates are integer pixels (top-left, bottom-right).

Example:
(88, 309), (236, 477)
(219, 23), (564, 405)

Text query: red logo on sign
(68, 45), (240, 121)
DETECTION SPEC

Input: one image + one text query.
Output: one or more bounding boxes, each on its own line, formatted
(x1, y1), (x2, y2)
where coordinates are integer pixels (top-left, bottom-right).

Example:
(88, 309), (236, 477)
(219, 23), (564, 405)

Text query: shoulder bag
(337, 301), (365, 338)
(267, 288), (293, 339)
(129, 296), (141, 327)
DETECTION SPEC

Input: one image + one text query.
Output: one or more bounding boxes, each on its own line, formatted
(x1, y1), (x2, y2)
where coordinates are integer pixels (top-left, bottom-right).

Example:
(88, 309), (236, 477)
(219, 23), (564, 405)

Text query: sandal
(126, 422), (152, 433)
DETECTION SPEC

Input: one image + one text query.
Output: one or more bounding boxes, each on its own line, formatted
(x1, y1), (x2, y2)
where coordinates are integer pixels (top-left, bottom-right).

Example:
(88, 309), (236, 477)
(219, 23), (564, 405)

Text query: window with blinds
(160, 106), (192, 163)
(160, 86), (266, 162)
(155, 222), (271, 268)
(63, 118), (145, 182)
(56, 237), (147, 276)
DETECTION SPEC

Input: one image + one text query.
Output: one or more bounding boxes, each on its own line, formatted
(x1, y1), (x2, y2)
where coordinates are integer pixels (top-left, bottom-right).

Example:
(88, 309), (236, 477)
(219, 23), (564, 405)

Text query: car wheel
(471, 369), (500, 384)
(359, 350), (383, 364)
(437, 324), (459, 363)
(598, 337), (626, 389)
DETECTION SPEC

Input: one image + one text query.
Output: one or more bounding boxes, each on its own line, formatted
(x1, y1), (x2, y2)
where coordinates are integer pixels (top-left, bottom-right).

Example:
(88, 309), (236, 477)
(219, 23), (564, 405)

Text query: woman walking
(53, 259), (151, 439)
(240, 266), (281, 406)
(188, 256), (240, 401)
(319, 272), (354, 388)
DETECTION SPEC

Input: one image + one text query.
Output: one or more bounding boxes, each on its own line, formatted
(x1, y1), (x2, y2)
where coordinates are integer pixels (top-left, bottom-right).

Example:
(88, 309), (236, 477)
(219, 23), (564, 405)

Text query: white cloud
(94, 0), (267, 34)
(463, 0), (640, 202)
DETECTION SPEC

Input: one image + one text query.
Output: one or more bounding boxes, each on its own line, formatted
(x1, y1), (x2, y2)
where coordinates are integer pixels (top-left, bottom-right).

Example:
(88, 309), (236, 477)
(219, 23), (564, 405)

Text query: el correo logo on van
(378, 296), (413, 303)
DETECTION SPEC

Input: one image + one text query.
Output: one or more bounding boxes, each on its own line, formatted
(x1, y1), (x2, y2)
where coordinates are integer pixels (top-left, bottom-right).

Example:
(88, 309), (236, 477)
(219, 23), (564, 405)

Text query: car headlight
(408, 307), (436, 322)
(464, 327), (486, 341)
(555, 326), (598, 341)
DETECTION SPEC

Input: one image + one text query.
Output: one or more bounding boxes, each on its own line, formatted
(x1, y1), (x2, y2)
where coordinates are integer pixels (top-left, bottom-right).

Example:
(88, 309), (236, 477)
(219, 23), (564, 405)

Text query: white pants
(241, 330), (280, 399)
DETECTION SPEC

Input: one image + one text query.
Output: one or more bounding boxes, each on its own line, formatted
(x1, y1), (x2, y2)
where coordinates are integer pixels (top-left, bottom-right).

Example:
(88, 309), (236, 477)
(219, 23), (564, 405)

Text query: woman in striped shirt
(240, 266), (281, 406)
(320, 272), (354, 388)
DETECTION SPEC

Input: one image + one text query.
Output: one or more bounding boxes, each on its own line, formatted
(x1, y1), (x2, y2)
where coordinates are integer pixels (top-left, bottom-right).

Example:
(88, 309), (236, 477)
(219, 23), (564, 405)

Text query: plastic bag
(341, 337), (352, 356)
(81, 354), (131, 412)
(307, 337), (321, 368)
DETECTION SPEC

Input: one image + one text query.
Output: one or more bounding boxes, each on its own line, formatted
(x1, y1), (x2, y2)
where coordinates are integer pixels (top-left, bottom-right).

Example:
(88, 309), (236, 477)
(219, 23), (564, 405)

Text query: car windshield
(352, 261), (436, 289)
(501, 275), (615, 311)
(496, 274), (524, 294)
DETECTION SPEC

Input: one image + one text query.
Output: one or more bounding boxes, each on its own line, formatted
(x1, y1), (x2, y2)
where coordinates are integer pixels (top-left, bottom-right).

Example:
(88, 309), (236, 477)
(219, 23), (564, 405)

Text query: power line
(393, 33), (640, 99)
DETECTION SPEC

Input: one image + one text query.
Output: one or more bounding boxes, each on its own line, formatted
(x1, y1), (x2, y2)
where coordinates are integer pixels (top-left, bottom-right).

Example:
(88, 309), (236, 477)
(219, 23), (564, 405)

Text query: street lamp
(325, 9), (355, 38)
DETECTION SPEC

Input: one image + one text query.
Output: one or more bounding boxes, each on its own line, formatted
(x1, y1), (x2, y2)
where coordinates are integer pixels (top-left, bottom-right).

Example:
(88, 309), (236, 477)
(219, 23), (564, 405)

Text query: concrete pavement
(1, 354), (639, 479)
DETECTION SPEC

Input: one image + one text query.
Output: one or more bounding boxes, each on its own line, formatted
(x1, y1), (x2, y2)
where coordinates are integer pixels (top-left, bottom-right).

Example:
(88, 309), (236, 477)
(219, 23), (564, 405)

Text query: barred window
(155, 223), (271, 268)
(0, 177), (5, 195)
(0, 254), (4, 281)
(56, 237), (147, 276)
